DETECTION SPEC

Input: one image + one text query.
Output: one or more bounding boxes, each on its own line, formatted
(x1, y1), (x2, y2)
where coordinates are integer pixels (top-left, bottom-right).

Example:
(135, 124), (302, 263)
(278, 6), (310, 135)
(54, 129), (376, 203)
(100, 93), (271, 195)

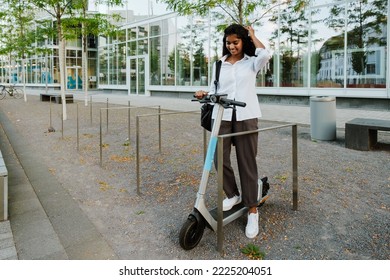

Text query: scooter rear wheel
(179, 214), (205, 250)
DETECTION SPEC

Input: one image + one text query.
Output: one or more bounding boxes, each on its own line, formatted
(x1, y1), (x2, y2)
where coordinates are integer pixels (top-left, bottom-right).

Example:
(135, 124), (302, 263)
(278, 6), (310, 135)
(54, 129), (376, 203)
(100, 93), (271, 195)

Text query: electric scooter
(179, 93), (270, 250)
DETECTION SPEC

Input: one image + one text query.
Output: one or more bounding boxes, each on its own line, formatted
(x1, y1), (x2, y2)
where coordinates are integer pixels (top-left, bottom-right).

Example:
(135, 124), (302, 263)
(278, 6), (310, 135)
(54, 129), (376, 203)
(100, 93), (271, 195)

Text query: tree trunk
(58, 16), (67, 120)
(82, 14), (88, 106)
(22, 57), (27, 102)
(238, 0), (243, 24)
(83, 37), (88, 106)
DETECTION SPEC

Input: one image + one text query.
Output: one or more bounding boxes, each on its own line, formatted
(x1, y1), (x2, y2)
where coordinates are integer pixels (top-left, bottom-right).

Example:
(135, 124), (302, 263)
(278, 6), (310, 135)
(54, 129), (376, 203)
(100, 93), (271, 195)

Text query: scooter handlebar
(192, 94), (246, 107)
(222, 98), (246, 108)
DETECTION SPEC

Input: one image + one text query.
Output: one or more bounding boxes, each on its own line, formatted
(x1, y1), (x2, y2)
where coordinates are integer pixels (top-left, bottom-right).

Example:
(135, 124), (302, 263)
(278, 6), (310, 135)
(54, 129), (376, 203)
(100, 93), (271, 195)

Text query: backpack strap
(214, 60), (222, 93)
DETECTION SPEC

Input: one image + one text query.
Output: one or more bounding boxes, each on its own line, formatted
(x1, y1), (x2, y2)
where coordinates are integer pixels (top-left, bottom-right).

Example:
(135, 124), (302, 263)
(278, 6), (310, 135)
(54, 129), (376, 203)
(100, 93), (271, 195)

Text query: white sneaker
(222, 195), (241, 211)
(245, 212), (259, 238)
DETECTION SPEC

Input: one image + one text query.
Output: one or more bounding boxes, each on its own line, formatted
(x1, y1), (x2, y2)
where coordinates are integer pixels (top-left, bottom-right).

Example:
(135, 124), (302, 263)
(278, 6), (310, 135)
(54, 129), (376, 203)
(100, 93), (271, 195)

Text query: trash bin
(310, 96), (336, 141)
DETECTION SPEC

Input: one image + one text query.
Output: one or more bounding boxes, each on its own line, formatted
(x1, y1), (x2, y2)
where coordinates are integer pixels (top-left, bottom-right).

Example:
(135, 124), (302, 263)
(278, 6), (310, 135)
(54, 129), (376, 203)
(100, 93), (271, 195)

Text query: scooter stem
(196, 102), (225, 197)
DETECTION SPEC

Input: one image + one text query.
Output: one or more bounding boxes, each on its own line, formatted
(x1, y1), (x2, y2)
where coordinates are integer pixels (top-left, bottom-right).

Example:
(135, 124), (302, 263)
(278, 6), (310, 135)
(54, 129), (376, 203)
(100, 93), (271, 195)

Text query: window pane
(99, 47), (108, 85)
(192, 18), (209, 86)
(88, 35), (97, 48)
(118, 43), (127, 85)
(311, 3), (345, 88)
(0, 62), (5, 83)
(137, 38), (148, 55)
(35, 60), (42, 84)
(67, 50), (76, 57)
(118, 29), (126, 42)
(271, 1), (309, 87)
(88, 54), (97, 89)
(257, 16), (275, 87)
(162, 33), (175, 85)
(193, 43), (208, 86)
(99, 36), (107, 46)
(128, 41), (136, 56)
(47, 56), (53, 84)
(138, 25), (148, 38)
(129, 58), (136, 92)
(138, 57), (145, 93)
(176, 45), (190, 86)
(150, 20), (162, 37)
(26, 60), (32, 83)
(109, 45), (118, 85)
(13, 62), (20, 83)
(208, 21), (221, 84)
(346, 0), (387, 88)
(150, 36), (161, 85)
(128, 27), (137, 40)
(176, 16), (192, 86)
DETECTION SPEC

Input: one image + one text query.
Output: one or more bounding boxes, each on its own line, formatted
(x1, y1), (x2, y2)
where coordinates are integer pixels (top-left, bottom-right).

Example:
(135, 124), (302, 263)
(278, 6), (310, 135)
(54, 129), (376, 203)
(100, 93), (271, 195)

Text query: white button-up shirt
(209, 48), (270, 121)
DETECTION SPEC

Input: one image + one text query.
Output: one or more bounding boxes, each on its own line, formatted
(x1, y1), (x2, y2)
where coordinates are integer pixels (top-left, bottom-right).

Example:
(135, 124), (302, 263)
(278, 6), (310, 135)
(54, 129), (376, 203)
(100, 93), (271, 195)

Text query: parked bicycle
(0, 84), (24, 100)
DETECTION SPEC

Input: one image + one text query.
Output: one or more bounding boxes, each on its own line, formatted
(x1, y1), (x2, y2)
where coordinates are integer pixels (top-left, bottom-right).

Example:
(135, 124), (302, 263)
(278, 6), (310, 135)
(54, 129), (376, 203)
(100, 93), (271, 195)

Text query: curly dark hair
(222, 24), (256, 57)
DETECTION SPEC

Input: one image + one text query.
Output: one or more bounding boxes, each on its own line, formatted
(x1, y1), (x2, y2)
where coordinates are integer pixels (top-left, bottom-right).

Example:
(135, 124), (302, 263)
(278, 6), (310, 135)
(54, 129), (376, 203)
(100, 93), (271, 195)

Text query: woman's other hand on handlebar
(194, 90), (208, 99)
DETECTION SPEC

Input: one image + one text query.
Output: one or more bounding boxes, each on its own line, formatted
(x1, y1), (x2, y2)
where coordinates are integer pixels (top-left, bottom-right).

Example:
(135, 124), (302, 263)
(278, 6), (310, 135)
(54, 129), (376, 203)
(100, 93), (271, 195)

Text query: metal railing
(98, 105), (162, 166)
(135, 110), (203, 195)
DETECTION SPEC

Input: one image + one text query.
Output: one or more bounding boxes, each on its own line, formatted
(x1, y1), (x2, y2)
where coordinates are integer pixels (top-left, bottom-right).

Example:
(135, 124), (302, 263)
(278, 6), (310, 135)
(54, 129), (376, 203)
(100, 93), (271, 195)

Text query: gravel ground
(1, 96), (389, 260)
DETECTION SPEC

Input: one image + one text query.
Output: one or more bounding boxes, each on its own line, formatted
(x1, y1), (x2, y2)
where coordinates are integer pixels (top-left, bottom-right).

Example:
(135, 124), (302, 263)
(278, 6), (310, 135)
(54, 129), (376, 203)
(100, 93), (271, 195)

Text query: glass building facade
(0, 0), (389, 102)
(0, 20), (98, 90)
(98, 0), (389, 101)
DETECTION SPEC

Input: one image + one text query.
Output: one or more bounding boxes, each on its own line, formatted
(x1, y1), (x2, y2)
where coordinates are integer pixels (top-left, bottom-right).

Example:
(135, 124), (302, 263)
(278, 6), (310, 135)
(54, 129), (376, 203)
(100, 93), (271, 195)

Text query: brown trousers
(214, 117), (259, 208)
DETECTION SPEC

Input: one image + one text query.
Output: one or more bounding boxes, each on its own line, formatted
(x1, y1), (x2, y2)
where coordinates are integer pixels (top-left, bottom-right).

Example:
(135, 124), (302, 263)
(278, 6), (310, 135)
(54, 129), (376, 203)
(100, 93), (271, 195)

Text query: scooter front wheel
(179, 214), (205, 250)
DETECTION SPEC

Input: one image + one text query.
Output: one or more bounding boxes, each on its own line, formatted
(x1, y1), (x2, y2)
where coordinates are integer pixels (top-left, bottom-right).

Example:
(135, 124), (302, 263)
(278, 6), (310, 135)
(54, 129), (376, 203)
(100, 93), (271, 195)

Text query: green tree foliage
(0, 0), (35, 58)
(0, 0), (36, 100)
(158, 0), (307, 27)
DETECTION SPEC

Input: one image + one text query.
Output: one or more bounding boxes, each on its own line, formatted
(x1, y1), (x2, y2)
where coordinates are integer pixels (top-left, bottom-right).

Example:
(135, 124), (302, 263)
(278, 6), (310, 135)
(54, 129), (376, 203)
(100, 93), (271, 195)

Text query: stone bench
(40, 93), (73, 104)
(0, 150), (8, 221)
(345, 118), (390, 151)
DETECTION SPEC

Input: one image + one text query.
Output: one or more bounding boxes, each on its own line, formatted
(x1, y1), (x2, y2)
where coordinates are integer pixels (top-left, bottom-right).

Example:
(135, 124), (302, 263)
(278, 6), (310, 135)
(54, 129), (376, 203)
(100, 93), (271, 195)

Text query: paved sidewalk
(0, 221), (17, 259)
(0, 96), (119, 259)
(0, 90), (389, 260)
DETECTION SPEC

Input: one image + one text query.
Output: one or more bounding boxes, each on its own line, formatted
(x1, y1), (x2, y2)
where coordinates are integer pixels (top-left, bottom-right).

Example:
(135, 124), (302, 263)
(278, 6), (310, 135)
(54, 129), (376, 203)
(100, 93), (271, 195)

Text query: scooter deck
(209, 202), (246, 226)
(209, 194), (270, 226)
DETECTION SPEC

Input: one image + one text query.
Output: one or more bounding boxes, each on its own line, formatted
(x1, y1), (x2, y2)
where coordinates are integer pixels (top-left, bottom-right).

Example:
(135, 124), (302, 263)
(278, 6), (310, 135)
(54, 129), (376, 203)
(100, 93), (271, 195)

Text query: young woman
(194, 24), (270, 238)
